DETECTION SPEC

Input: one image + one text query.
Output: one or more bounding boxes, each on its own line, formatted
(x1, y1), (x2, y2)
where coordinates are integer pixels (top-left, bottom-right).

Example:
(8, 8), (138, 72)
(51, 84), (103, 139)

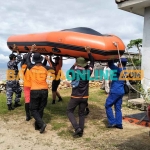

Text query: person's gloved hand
(30, 44), (37, 52)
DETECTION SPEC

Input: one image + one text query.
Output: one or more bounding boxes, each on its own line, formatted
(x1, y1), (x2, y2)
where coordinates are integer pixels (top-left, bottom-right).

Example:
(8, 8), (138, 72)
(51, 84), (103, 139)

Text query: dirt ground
(0, 108), (150, 150)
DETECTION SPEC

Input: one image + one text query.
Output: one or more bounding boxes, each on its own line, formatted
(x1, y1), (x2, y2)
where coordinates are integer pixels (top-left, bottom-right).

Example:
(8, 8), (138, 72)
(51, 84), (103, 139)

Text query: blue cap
(120, 58), (127, 62)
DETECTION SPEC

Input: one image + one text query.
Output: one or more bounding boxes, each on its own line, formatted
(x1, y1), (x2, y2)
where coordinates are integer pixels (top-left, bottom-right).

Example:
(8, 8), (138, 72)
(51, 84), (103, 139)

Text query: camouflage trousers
(6, 81), (22, 104)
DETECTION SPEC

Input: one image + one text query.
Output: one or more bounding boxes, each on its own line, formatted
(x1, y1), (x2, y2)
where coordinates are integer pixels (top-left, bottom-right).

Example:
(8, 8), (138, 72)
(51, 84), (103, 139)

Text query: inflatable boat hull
(7, 27), (125, 61)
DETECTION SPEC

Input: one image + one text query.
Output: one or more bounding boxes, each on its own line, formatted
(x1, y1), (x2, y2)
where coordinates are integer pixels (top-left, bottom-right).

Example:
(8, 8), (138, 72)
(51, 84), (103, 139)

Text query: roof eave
(115, 0), (150, 17)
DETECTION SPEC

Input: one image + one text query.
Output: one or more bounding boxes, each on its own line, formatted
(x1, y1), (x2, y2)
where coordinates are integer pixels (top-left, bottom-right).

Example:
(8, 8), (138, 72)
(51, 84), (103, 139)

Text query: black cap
(21, 54), (27, 65)
(32, 53), (43, 63)
(9, 54), (16, 60)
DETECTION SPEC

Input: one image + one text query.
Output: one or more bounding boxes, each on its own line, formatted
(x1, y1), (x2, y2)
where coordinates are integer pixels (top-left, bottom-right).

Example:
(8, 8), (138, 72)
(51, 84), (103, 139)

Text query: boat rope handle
(125, 48), (150, 81)
(124, 46), (150, 107)
(125, 48), (137, 70)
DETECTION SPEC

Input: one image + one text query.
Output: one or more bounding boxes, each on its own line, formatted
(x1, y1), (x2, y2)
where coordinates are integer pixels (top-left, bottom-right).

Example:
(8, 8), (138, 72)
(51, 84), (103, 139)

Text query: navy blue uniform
(6, 54), (22, 104)
(105, 62), (125, 128)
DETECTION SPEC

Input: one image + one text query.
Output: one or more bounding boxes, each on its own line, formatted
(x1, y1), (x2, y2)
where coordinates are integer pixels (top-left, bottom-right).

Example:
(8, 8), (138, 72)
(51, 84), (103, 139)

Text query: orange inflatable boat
(7, 27), (125, 61)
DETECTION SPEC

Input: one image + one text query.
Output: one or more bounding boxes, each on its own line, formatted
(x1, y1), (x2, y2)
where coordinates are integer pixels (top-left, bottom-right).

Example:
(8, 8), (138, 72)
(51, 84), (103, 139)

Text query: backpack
(124, 81), (129, 94)
(71, 80), (79, 88)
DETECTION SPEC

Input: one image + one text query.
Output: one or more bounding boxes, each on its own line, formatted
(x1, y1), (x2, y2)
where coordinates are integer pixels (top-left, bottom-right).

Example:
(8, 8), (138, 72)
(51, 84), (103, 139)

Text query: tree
(127, 39), (142, 61)
(127, 39), (142, 99)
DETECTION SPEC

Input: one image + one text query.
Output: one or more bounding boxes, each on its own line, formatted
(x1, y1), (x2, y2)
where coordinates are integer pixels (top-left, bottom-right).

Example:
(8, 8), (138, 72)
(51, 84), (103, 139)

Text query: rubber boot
(25, 103), (31, 121)
(14, 102), (22, 108)
(7, 104), (14, 110)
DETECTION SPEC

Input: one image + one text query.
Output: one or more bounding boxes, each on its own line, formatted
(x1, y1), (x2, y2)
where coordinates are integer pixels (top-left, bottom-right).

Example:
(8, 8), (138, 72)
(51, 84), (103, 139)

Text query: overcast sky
(0, 0), (143, 70)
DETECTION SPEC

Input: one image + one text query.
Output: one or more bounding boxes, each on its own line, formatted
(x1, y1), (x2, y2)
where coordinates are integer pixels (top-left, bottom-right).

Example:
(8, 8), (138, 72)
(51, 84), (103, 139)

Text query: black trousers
(67, 98), (88, 131)
(52, 79), (60, 92)
(30, 89), (48, 128)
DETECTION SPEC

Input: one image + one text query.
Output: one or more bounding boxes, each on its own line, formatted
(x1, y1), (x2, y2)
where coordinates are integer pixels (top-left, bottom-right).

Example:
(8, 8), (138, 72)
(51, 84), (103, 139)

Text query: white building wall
(142, 6), (150, 90)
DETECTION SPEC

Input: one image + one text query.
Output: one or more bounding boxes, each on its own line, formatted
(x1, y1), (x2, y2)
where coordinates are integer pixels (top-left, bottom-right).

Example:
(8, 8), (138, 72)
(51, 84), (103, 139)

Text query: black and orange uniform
(50, 56), (63, 104)
(67, 53), (94, 135)
(26, 52), (50, 131)
(21, 62), (31, 121)
(50, 57), (62, 91)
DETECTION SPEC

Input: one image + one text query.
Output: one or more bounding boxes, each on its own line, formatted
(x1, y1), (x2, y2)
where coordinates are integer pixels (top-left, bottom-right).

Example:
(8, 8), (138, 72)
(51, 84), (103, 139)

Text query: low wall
(0, 80), (103, 93)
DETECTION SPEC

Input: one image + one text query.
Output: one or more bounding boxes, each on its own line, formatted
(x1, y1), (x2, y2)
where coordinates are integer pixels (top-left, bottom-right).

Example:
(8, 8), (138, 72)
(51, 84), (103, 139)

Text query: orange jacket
(21, 64), (31, 87)
(29, 65), (48, 90)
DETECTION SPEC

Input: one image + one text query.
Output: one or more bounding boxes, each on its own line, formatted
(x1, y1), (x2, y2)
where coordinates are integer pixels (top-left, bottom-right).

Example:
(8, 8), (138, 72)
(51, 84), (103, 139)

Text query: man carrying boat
(6, 44), (22, 110)
(26, 44), (52, 133)
(67, 46), (94, 138)
(49, 55), (63, 104)
(105, 58), (127, 129)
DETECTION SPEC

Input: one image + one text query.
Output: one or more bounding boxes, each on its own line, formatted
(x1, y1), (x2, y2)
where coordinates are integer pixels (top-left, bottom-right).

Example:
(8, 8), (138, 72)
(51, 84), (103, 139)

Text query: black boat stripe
(7, 41), (124, 55)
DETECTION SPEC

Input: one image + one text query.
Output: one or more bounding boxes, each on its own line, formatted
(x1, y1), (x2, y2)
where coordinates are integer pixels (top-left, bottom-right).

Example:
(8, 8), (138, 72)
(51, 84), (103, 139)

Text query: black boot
(7, 104), (14, 110)
(52, 100), (55, 104)
(14, 102), (22, 108)
(25, 103), (31, 121)
(84, 107), (90, 116)
(35, 122), (40, 130)
(58, 97), (63, 102)
(73, 128), (83, 138)
(40, 123), (47, 133)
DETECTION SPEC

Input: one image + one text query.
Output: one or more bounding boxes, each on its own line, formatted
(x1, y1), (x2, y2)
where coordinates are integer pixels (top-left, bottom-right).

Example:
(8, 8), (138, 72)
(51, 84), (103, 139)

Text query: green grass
(0, 93), (25, 115)
(84, 137), (91, 142)
(0, 94), (8, 114)
(0, 87), (108, 137)
(0, 87), (113, 137)
(57, 129), (71, 137)
(51, 122), (67, 130)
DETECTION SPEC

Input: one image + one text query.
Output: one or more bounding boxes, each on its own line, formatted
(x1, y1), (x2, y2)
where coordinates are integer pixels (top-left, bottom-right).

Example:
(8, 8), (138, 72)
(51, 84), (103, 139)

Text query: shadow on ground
(115, 132), (150, 150)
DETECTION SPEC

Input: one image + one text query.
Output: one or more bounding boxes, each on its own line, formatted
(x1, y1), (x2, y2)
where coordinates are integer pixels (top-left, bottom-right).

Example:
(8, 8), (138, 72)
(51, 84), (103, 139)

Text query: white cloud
(0, 54), (9, 63)
(62, 57), (75, 65)
(0, 37), (10, 53)
(0, 0), (144, 68)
